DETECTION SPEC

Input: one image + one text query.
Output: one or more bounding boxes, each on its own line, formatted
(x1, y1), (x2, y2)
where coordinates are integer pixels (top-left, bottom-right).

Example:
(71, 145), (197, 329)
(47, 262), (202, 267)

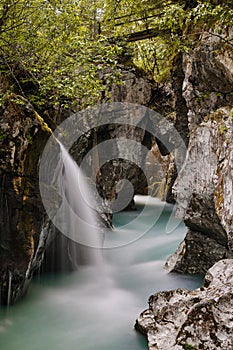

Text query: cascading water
(7, 272), (12, 309)
(0, 195), (202, 350)
(1, 120), (202, 348)
(43, 139), (104, 270)
(0, 102), (204, 349)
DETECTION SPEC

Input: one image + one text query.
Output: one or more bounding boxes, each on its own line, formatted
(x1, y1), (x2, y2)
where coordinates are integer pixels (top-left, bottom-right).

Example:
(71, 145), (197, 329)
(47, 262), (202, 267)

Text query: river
(0, 196), (202, 350)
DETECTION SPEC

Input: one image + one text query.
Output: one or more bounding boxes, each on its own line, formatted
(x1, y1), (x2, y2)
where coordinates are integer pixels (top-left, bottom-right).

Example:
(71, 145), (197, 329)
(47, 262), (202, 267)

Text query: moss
(219, 124), (228, 134)
(34, 111), (53, 135)
(3, 92), (53, 136)
(208, 109), (227, 123)
(229, 108), (233, 121)
(215, 191), (224, 212)
(195, 91), (225, 105)
(183, 343), (197, 350)
(0, 131), (7, 141)
(25, 130), (33, 144)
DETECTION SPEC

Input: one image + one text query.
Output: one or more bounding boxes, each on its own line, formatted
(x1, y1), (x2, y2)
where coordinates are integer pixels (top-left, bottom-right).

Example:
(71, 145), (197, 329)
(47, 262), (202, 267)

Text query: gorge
(0, 196), (202, 350)
(0, 1), (233, 349)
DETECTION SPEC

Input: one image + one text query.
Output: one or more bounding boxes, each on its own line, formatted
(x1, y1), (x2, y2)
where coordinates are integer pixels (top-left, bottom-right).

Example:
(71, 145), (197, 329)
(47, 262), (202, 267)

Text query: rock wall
(166, 30), (233, 274)
(0, 94), (49, 304)
(136, 29), (233, 350)
(166, 108), (233, 274)
(110, 64), (153, 105)
(71, 65), (163, 212)
(0, 92), (103, 304)
(183, 31), (233, 129)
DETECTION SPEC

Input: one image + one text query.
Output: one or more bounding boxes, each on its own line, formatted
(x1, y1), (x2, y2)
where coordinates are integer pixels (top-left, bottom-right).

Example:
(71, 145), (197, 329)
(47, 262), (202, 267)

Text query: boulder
(135, 259), (233, 350)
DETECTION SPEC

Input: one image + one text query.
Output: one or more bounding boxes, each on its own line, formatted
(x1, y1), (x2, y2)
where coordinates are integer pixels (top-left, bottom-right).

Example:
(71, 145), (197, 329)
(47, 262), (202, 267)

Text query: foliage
(0, 0), (122, 110)
(101, 0), (233, 81)
(183, 343), (197, 350)
(0, 0), (232, 110)
(0, 130), (7, 141)
(230, 109), (233, 121)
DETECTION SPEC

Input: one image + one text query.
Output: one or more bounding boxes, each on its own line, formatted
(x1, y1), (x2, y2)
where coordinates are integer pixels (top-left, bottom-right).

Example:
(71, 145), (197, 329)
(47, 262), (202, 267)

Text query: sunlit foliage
(0, 0), (122, 109)
(0, 0), (232, 109)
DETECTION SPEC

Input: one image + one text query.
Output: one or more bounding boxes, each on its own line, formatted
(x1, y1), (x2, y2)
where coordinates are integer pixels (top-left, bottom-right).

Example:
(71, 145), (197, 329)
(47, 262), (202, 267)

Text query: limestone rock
(71, 66), (167, 212)
(182, 29), (233, 128)
(165, 229), (232, 275)
(167, 108), (233, 274)
(111, 65), (153, 105)
(135, 259), (233, 350)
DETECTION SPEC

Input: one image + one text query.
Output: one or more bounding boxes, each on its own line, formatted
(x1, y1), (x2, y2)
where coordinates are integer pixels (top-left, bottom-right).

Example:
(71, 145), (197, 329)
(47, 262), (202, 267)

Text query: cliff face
(166, 108), (233, 274)
(0, 94), (49, 304)
(183, 31), (233, 129)
(166, 31), (233, 274)
(136, 30), (233, 350)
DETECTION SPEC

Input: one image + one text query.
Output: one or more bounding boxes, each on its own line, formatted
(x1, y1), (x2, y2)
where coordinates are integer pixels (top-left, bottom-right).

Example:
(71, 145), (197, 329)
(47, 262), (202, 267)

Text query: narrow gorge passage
(0, 196), (202, 350)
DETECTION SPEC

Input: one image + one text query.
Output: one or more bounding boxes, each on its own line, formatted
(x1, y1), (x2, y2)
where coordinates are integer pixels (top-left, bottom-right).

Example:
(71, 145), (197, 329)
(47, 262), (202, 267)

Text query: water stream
(0, 196), (202, 350)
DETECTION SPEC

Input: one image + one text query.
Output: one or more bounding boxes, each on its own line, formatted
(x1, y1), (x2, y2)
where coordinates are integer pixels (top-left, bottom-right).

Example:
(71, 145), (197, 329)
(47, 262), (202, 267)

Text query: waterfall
(7, 271), (12, 308)
(45, 139), (104, 269)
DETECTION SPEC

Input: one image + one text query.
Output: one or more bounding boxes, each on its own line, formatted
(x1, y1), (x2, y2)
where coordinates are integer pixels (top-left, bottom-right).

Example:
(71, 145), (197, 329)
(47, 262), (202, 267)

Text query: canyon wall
(136, 30), (233, 350)
(0, 94), (49, 304)
(166, 30), (233, 274)
(0, 29), (232, 316)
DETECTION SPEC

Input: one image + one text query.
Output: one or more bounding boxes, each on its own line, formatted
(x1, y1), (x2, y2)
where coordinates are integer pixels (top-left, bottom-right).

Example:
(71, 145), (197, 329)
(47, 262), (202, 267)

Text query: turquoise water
(0, 196), (202, 350)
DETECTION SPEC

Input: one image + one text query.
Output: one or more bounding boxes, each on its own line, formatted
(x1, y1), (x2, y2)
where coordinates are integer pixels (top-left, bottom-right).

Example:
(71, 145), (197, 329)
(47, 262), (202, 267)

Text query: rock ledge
(135, 259), (233, 350)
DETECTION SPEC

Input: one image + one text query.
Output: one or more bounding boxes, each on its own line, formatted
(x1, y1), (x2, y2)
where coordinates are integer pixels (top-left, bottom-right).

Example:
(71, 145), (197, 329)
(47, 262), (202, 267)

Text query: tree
(101, 0), (233, 82)
(0, 0), (232, 111)
(0, 0), (122, 110)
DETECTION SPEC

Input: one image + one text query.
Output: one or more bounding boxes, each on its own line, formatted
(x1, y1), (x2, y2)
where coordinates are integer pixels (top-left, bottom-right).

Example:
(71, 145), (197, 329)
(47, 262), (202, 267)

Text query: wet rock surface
(70, 66), (174, 213)
(135, 259), (233, 350)
(0, 95), (49, 304)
